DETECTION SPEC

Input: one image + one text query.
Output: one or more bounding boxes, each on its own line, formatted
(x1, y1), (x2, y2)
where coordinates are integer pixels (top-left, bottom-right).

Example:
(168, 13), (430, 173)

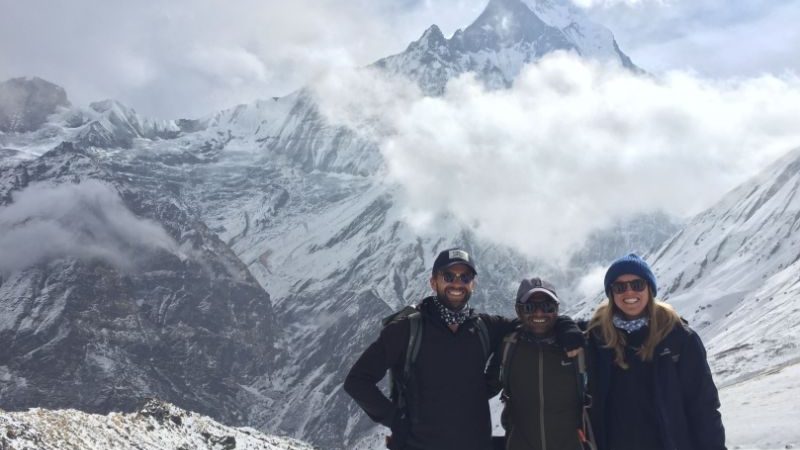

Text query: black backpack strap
(574, 350), (597, 450)
(391, 310), (422, 424)
(498, 331), (519, 398)
(384, 306), (423, 417)
(474, 316), (491, 360)
(403, 312), (423, 382)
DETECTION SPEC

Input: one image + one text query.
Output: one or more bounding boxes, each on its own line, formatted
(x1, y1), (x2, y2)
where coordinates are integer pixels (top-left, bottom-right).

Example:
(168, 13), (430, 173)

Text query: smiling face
(429, 263), (475, 311)
(516, 293), (558, 337)
(611, 274), (650, 319)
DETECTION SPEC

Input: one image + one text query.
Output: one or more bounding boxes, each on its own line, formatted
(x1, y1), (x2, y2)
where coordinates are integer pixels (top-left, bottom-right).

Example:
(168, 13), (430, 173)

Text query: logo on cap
(449, 249), (469, 261)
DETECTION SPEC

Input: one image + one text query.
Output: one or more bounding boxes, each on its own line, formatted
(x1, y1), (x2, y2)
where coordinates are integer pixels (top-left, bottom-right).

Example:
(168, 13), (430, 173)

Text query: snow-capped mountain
(375, 0), (637, 95)
(0, 2), (686, 449)
(0, 142), (278, 427)
(0, 399), (314, 450)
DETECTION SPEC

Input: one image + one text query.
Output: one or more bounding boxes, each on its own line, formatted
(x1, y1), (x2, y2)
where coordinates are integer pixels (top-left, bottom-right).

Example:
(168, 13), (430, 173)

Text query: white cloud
(576, 265), (608, 299)
(2, 0), (799, 119)
(313, 52), (800, 262)
(0, 0), (482, 119)
(0, 180), (178, 274)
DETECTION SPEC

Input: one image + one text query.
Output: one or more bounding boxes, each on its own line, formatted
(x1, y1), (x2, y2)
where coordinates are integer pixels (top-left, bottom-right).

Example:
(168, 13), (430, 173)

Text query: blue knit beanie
(603, 253), (657, 298)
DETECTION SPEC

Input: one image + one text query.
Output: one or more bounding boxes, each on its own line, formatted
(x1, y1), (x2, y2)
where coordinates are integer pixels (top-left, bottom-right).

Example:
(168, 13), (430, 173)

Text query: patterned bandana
(613, 314), (650, 333)
(433, 297), (472, 327)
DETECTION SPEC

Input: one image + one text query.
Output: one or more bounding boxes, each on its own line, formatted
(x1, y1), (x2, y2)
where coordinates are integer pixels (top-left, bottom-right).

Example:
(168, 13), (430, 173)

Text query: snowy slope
(646, 147), (800, 385)
(719, 360), (800, 449)
(0, 399), (314, 450)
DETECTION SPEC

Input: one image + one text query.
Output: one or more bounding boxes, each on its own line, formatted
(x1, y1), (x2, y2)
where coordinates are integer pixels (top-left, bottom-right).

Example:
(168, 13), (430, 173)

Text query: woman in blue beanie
(585, 253), (726, 450)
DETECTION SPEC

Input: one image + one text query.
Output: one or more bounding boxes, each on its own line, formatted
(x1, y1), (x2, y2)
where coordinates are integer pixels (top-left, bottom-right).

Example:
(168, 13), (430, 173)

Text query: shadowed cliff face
(0, 77), (70, 133)
(0, 143), (277, 425)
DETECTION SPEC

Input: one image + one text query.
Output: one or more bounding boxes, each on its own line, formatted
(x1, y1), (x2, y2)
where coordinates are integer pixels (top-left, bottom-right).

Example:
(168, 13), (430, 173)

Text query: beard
(436, 287), (472, 312)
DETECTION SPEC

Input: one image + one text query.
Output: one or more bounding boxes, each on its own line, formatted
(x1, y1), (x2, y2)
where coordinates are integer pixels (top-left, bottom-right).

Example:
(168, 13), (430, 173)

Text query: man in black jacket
(344, 248), (583, 450)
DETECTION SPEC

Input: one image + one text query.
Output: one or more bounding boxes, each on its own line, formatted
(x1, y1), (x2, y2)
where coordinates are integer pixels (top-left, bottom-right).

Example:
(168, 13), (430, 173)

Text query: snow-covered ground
(719, 360), (800, 450)
(0, 399), (315, 450)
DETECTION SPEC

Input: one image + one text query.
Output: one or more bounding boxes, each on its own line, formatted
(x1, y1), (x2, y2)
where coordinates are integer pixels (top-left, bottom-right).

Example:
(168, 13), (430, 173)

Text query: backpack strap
(574, 350), (597, 450)
(383, 306), (423, 417)
(498, 331), (520, 397)
(474, 316), (491, 360)
(402, 311), (423, 383)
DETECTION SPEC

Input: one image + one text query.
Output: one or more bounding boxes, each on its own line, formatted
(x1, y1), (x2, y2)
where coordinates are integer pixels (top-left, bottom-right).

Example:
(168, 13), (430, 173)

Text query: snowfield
(0, 399), (315, 450)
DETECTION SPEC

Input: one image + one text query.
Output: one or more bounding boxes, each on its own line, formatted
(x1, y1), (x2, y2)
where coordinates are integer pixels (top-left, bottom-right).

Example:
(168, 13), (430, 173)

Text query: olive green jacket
(488, 332), (583, 450)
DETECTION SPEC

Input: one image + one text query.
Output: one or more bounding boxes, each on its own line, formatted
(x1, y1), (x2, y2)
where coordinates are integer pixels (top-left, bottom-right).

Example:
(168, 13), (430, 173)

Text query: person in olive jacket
(344, 248), (584, 450)
(586, 253), (726, 450)
(487, 277), (588, 450)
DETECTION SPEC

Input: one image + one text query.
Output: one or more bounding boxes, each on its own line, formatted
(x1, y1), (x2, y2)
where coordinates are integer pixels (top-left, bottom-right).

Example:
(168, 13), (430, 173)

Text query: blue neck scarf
(613, 314), (649, 333)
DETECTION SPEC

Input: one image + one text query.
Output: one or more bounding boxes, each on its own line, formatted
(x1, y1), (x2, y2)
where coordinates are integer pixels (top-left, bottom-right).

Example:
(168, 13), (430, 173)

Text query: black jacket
(344, 297), (583, 450)
(586, 323), (726, 450)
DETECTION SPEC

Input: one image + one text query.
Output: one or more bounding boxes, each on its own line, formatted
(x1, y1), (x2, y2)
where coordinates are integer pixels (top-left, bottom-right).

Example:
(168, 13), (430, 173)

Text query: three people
(586, 253), (726, 450)
(343, 248), (583, 450)
(345, 249), (726, 450)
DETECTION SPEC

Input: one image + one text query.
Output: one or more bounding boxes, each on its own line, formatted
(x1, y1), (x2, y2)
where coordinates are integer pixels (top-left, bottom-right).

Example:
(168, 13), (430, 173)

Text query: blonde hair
(587, 292), (681, 369)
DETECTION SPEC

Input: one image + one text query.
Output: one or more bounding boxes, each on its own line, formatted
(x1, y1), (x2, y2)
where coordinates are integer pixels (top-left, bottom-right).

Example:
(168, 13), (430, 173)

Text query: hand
(386, 410), (411, 449)
(566, 347), (584, 358)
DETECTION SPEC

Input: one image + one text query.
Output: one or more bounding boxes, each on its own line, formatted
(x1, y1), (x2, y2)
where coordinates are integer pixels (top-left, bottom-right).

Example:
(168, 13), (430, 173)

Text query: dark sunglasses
(440, 271), (475, 284)
(515, 301), (558, 314)
(610, 279), (647, 294)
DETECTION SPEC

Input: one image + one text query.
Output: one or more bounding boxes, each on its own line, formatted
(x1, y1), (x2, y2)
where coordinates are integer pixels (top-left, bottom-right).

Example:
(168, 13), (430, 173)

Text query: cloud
(0, 180), (178, 274)
(0, 0), (483, 119)
(3, 0), (799, 119)
(313, 52), (800, 262)
(576, 265), (608, 299)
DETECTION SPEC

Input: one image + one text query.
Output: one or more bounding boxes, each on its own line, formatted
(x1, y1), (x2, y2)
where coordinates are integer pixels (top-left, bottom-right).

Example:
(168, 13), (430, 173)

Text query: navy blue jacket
(586, 323), (726, 450)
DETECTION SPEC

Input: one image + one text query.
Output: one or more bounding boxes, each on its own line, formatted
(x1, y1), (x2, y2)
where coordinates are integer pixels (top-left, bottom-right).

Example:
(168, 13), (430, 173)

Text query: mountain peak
(0, 76), (70, 133)
(420, 24), (445, 43)
(464, 0), (550, 46)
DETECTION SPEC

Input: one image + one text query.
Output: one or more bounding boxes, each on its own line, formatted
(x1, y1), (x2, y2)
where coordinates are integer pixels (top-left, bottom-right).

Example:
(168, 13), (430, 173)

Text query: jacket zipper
(539, 346), (547, 450)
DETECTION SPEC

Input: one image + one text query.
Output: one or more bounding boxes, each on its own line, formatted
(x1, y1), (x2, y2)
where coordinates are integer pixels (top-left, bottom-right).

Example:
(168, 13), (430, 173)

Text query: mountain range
(1, 0), (797, 448)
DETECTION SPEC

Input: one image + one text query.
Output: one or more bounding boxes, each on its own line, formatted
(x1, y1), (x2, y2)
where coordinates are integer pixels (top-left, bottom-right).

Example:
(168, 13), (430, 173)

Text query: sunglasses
(515, 301), (558, 314)
(440, 271), (475, 284)
(610, 279), (647, 294)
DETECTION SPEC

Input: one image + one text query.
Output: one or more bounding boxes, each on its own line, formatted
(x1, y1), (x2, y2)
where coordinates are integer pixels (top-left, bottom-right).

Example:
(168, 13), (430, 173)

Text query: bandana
(613, 314), (649, 333)
(432, 297), (472, 327)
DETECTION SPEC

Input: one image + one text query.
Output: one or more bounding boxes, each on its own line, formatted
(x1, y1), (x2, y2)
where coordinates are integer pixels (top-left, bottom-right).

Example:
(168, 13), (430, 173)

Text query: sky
(2, 0), (799, 119)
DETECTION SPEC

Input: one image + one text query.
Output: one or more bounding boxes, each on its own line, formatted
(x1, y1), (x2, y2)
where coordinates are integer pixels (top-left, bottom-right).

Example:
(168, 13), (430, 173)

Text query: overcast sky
(2, 0), (799, 119)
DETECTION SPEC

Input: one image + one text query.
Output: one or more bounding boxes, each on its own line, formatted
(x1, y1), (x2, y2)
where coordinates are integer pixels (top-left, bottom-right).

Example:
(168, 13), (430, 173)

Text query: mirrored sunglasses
(441, 271), (475, 284)
(610, 279), (647, 294)
(515, 301), (558, 314)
